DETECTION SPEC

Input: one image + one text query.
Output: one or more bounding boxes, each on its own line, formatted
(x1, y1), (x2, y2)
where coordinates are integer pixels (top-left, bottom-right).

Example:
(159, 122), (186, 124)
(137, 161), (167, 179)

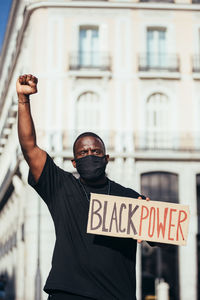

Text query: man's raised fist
(16, 74), (38, 96)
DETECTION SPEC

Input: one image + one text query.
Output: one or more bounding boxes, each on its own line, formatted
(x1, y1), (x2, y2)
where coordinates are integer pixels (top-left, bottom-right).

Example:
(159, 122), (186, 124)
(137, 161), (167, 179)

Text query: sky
(0, 0), (13, 52)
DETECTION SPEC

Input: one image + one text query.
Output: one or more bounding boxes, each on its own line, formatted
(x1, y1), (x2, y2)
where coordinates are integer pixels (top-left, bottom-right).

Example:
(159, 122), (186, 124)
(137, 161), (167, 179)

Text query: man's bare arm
(17, 74), (46, 182)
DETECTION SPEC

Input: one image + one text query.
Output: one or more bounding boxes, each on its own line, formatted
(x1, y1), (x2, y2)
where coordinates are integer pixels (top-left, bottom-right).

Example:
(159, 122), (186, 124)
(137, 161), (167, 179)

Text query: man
(17, 74), (148, 300)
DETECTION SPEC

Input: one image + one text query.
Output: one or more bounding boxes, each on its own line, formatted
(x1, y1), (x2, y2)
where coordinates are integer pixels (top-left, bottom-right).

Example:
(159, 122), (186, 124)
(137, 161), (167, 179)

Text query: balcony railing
(138, 53), (180, 72)
(140, 0), (174, 2)
(37, 130), (200, 155)
(192, 55), (200, 72)
(43, 130), (116, 154)
(69, 51), (111, 71)
(134, 132), (200, 152)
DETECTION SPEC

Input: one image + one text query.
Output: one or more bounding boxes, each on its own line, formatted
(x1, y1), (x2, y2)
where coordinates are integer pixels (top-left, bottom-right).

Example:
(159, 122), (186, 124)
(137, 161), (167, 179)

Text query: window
(76, 91), (100, 132)
(139, 27), (178, 72)
(79, 26), (99, 67)
(141, 172), (179, 300)
(147, 28), (167, 68)
(141, 172), (178, 203)
(69, 25), (110, 71)
(145, 93), (170, 149)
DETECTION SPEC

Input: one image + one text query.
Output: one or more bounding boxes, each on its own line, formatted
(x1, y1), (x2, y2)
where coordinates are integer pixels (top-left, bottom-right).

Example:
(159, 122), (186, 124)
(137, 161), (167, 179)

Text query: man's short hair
(73, 132), (106, 157)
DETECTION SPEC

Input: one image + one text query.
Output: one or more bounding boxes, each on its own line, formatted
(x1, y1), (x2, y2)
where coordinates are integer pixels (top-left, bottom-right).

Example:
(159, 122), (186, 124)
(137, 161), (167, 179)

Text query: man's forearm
(18, 94), (37, 155)
(16, 75), (47, 182)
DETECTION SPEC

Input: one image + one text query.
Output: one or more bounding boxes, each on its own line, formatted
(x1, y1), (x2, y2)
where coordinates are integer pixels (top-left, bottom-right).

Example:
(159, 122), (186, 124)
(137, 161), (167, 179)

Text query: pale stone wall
(0, 1), (200, 299)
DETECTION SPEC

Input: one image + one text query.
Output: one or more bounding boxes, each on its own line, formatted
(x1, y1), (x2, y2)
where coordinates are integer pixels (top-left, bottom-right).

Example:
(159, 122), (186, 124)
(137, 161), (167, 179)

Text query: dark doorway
(141, 172), (179, 300)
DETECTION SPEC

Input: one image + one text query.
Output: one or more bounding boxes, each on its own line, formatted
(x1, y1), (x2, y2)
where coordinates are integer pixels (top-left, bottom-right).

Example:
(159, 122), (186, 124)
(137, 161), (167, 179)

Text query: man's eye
(80, 151), (86, 155)
(94, 150), (100, 154)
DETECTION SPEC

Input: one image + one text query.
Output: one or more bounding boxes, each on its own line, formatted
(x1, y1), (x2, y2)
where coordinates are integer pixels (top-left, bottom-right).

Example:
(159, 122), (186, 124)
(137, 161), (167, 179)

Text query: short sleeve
(28, 153), (65, 206)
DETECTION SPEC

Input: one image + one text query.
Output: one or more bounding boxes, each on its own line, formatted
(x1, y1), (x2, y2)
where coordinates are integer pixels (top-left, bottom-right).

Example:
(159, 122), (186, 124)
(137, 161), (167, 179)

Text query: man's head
(73, 132), (106, 158)
(72, 132), (109, 182)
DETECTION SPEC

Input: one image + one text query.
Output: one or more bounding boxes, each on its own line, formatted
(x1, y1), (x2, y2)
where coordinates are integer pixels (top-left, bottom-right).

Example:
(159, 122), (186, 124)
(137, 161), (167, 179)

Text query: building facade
(0, 0), (200, 299)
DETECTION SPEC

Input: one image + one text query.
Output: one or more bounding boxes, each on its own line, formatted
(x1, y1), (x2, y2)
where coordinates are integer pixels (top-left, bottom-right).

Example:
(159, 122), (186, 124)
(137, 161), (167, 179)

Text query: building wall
(0, 1), (200, 300)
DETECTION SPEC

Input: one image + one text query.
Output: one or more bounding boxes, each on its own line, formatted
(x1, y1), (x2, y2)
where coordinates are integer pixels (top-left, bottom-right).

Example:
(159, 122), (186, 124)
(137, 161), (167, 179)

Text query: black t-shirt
(28, 154), (143, 300)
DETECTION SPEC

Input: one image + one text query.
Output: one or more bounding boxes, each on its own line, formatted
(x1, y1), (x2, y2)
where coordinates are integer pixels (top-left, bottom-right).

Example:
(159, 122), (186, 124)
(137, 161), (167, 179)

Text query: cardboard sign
(87, 193), (190, 245)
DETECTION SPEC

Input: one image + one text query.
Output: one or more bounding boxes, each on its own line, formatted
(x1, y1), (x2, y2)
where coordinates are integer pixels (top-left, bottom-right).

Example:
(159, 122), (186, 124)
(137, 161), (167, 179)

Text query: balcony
(69, 51), (111, 71)
(140, 0), (174, 2)
(138, 53), (180, 79)
(134, 132), (200, 152)
(38, 130), (200, 159)
(43, 130), (116, 155)
(139, 53), (179, 72)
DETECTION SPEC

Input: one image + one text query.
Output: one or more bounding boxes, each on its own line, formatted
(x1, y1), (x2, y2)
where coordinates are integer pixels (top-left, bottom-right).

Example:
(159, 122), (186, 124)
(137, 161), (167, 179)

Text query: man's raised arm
(17, 74), (46, 183)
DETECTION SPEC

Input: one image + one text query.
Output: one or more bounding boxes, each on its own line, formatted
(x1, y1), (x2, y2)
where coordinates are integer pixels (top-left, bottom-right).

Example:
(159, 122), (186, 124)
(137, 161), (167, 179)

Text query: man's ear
(105, 154), (109, 164)
(71, 159), (76, 169)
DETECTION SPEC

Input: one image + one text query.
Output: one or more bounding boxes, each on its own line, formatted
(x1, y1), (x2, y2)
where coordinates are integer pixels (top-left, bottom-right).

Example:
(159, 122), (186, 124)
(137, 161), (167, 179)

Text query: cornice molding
(24, 1), (200, 11)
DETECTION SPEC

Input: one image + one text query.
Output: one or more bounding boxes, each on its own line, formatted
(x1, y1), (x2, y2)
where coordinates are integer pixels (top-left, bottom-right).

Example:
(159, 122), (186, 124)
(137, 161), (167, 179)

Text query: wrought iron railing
(140, 0), (174, 2)
(138, 53), (180, 72)
(134, 132), (200, 151)
(38, 130), (200, 154)
(43, 130), (116, 154)
(69, 51), (111, 71)
(192, 55), (200, 72)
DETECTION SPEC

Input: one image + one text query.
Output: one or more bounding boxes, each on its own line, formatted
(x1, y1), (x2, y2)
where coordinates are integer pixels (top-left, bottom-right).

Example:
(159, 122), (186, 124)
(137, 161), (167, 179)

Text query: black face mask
(75, 155), (107, 182)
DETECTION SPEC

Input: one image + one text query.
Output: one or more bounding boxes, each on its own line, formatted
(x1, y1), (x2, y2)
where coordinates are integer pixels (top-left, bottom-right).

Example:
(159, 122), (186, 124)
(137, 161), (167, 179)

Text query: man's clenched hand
(16, 74), (38, 96)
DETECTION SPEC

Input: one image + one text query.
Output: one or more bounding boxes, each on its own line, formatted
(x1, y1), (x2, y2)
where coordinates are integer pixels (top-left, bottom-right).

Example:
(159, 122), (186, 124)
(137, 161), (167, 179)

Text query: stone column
(178, 167), (197, 300)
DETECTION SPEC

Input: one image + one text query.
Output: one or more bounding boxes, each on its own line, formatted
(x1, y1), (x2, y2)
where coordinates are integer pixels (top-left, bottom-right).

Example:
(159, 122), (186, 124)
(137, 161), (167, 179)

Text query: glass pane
(159, 30), (166, 66)
(79, 29), (88, 66)
(91, 29), (99, 65)
(147, 30), (155, 67)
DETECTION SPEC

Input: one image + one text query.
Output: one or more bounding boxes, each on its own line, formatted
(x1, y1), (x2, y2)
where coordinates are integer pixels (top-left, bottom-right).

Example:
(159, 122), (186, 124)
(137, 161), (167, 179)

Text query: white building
(0, 0), (199, 299)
